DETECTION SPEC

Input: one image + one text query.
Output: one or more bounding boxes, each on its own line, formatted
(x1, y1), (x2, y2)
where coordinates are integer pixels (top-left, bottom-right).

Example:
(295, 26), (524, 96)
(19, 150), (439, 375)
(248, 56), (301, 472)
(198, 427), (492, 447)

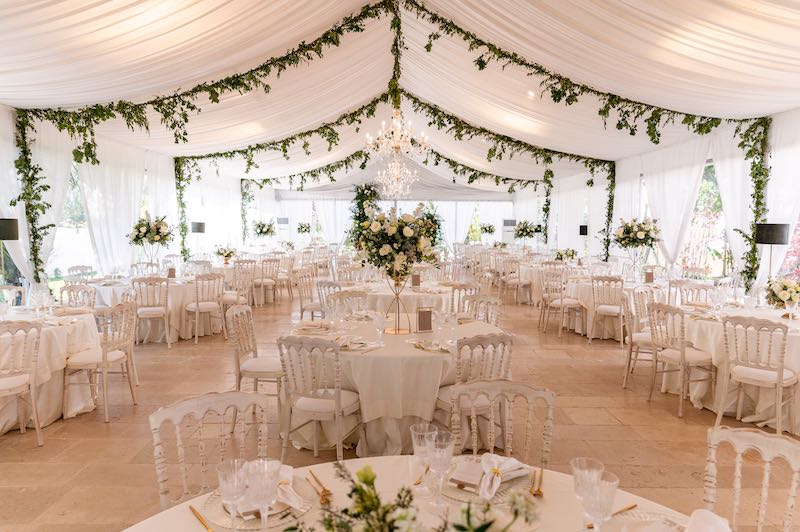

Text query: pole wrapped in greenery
(349, 183), (381, 250)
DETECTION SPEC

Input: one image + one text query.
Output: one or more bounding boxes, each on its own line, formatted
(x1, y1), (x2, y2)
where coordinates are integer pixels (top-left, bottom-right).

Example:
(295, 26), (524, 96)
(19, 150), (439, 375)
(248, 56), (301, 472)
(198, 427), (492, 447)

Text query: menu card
(411, 273), (421, 287)
(417, 307), (433, 332)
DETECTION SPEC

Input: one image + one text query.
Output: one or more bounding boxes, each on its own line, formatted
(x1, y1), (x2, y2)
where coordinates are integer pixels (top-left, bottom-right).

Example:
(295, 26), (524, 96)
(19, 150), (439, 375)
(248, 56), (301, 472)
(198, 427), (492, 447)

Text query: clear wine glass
(409, 423), (438, 497)
(217, 459), (246, 532)
(569, 457), (604, 503)
(245, 458), (281, 530)
(427, 431), (455, 517)
(786, 297), (798, 330)
(372, 312), (385, 346)
(581, 471), (619, 531)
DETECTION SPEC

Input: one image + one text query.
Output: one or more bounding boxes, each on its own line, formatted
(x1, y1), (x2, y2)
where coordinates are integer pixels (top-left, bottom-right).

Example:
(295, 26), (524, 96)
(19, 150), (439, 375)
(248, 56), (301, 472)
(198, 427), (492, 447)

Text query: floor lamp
(579, 224), (588, 257)
(0, 218), (19, 284)
(191, 222), (205, 256)
(755, 223), (790, 278)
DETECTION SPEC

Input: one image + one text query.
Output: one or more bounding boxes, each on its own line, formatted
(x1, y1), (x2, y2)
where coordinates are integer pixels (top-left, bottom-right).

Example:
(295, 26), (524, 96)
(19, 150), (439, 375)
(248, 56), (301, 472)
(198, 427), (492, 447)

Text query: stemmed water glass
(427, 431), (455, 517)
(217, 459), (246, 532)
(409, 423), (438, 497)
(581, 471), (619, 531)
(372, 311), (385, 346)
(786, 296), (798, 330)
(244, 458), (282, 530)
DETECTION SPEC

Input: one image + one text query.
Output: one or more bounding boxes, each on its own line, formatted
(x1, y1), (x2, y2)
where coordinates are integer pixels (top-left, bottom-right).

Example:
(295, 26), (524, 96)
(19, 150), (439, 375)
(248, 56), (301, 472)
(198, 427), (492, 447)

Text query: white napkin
(478, 453), (531, 500)
(686, 509), (730, 532)
(277, 465), (304, 509)
(334, 335), (366, 349)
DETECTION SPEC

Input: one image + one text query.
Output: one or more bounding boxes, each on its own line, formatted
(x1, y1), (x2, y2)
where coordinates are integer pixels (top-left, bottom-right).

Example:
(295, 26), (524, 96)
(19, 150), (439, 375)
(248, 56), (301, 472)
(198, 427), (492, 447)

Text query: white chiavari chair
(59, 284), (96, 308)
(540, 268), (584, 337)
(277, 335), (365, 461)
(647, 302), (715, 418)
(0, 321), (44, 446)
(131, 276), (170, 350)
(254, 258), (279, 306)
(62, 275), (88, 287)
(63, 302), (137, 422)
(297, 270), (323, 320)
(714, 315), (796, 435)
(450, 283), (479, 314)
(67, 264), (93, 278)
(680, 281), (713, 306)
(185, 259), (212, 275)
(327, 290), (367, 318)
(316, 280), (341, 317)
(587, 275), (625, 348)
(223, 259), (256, 309)
(450, 380), (555, 465)
(277, 255), (295, 300)
(185, 273), (226, 344)
(462, 294), (501, 326)
(148, 391), (270, 509)
(131, 262), (159, 277)
(704, 426), (800, 531)
(226, 305), (284, 406)
(621, 286), (662, 388)
(161, 254), (182, 272)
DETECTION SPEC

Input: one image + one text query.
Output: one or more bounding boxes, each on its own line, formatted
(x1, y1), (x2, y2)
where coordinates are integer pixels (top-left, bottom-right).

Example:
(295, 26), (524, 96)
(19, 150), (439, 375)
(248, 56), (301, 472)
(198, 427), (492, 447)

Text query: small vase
(224, 257), (230, 266)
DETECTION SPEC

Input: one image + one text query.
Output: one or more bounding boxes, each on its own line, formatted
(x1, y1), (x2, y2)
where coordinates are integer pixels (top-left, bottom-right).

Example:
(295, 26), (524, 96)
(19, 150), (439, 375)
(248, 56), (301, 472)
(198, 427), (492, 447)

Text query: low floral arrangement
(480, 223), (496, 235)
(253, 220), (276, 237)
(555, 248), (577, 261)
(613, 217), (660, 249)
(297, 222), (311, 234)
(356, 203), (439, 281)
(214, 246), (236, 260)
(129, 213), (172, 246)
(287, 463), (537, 531)
(514, 220), (541, 240)
(281, 240), (295, 251)
(765, 278), (800, 309)
(493, 241), (508, 249)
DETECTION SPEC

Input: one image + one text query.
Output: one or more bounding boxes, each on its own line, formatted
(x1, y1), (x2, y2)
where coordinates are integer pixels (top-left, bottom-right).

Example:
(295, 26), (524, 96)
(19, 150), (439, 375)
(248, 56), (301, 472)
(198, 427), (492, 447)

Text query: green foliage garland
(541, 168), (554, 242)
(11, 110), (52, 282)
(602, 163), (617, 261)
(173, 157), (195, 260)
(388, 0), (404, 109)
(423, 148), (539, 192)
(349, 182), (381, 249)
(240, 179), (254, 243)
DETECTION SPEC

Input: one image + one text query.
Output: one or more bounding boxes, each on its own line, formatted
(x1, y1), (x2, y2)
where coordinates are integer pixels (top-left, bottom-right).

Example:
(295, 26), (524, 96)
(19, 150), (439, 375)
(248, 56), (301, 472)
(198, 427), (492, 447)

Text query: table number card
(411, 273), (421, 287)
(167, 267), (176, 279)
(417, 307), (433, 332)
(644, 270), (654, 283)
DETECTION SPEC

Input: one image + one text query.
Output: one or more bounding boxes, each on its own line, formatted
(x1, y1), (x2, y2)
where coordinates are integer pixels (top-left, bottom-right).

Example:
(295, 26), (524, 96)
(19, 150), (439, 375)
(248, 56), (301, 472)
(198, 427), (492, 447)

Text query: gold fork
(306, 476), (330, 506)
(532, 467), (543, 497)
(309, 470), (333, 503)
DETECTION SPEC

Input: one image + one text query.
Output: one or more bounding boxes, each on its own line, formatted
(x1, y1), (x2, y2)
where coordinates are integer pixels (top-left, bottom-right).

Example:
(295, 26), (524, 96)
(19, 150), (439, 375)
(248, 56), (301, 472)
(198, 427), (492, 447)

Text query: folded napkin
(334, 335), (367, 349)
(478, 453), (531, 500)
(686, 509), (730, 532)
(230, 465), (304, 519)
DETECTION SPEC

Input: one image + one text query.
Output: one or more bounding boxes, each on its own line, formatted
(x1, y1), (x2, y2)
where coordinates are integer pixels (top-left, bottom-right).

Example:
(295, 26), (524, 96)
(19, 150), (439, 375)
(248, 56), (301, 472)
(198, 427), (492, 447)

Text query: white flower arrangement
(555, 248), (577, 261)
(253, 219), (276, 237)
(493, 241), (508, 249)
(297, 222), (311, 234)
(514, 220), (541, 239)
(356, 203), (439, 280)
(765, 278), (800, 309)
(214, 246), (236, 260)
(129, 213), (172, 246)
(480, 223), (495, 235)
(613, 217), (660, 249)
(280, 240), (295, 251)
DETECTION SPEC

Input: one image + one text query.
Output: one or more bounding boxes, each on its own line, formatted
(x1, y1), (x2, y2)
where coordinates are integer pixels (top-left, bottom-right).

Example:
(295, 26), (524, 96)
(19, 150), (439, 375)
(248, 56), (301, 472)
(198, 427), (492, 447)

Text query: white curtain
(78, 139), (146, 274)
(313, 200), (339, 243)
(455, 202), (476, 243)
(640, 137), (710, 265)
(710, 127), (752, 272)
(432, 201), (456, 248)
(587, 172), (609, 255)
(144, 151), (179, 255)
(553, 174), (588, 250)
(755, 108), (800, 285)
(613, 156), (643, 223)
(185, 173), (242, 252)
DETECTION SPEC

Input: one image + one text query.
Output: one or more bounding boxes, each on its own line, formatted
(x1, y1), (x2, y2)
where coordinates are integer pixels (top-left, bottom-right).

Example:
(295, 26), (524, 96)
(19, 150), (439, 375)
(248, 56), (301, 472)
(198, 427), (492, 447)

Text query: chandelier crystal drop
(375, 156), (418, 199)
(365, 109), (429, 159)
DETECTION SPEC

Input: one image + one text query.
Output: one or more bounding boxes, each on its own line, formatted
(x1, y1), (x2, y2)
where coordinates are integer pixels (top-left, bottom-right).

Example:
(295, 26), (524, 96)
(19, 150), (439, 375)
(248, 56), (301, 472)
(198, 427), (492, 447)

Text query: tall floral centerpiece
(296, 222), (311, 234)
(514, 220), (539, 248)
(214, 246), (236, 265)
(555, 248), (577, 261)
(613, 217), (660, 277)
(129, 213), (173, 264)
(355, 203), (439, 334)
(765, 278), (800, 313)
(253, 220), (276, 239)
(480, 223), (495, 244)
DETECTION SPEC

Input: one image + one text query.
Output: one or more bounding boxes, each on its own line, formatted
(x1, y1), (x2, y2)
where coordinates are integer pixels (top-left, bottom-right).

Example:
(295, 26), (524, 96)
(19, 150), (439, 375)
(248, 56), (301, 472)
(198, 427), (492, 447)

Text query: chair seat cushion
(254, 278), (276, 286)
(0, 373), (30, 392)
(596, 304), (622, 316)
(627, 331), (653, 346)
(240, 357), (283, 375)
(550, 297), (580, 307)
(223, 291), (248, 305)
(294, 389), (359, 414)
(303, 302), (322, 312)
(138, 306), (166, 318)
(186, 301), (220, 312)
(731, 365), (797, 386)
(67, 346), (126, 366)
(437, 385), (491, 410)
(659, 346), (712, 365)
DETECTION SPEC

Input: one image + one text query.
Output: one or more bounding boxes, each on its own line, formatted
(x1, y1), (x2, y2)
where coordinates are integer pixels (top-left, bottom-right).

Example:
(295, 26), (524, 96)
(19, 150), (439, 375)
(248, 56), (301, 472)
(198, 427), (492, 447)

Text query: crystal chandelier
(375, 156), (418, 199)
(365, 109), (429, 159)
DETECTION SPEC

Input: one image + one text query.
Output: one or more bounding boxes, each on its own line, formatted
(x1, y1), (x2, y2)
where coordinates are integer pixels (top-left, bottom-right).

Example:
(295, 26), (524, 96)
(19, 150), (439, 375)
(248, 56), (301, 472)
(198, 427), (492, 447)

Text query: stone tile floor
(0, 298), (795, 531)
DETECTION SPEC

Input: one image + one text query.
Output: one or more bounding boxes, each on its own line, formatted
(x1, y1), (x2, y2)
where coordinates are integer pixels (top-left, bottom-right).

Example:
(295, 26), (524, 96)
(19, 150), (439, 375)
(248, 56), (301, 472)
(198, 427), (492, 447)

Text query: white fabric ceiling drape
(640, 137), (710, 265)
(78, 139), (146, 275)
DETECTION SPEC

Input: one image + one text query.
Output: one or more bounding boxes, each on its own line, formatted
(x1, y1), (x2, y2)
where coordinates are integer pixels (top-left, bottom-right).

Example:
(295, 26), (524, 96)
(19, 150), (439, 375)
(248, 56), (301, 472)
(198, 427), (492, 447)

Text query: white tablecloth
(662, 306), (800, 435)
(351, 281), (452, 313)
(0, 311), (99, 434)
(287, 316), (502, 456)
(91, 278), (222, 343)
(125, 455), (687, 532)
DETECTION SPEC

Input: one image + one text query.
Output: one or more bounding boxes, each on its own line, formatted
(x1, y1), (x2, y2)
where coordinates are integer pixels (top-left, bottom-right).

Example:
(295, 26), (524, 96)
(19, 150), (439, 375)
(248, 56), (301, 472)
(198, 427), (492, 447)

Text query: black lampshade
(191, 222), (206, 234)
(0, 218), (19, 241)
(754, 223), (790, 245)
(579, 225), (588, 236)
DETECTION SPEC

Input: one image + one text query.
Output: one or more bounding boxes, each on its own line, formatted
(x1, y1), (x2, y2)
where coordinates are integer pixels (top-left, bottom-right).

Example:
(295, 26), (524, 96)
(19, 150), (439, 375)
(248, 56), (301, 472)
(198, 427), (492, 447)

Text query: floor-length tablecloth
(347, 281), (452, 314)
(0, 311), (98, 434)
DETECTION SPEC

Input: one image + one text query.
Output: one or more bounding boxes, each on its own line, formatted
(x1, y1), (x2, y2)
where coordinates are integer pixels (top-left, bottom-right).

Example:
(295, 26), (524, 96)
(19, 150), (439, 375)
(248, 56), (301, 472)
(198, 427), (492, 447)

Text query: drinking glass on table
(580, 471), (619, 531)
(244, 458), (282, 530)
(217, 459), (246, 532)
(409, 422), (438, 497)
(787, 296), (799, 329)
(569, 457), (605, 503)
(427, 431), (455, 516)
(372, 311), (385, 346)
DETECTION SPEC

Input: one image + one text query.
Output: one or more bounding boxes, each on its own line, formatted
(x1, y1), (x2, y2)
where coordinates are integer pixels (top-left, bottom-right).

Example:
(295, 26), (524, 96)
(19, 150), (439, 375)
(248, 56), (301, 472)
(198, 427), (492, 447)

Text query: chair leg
(714, 373), (730, 428)
(62, 368), (70, 420)
(312, 421), (320, 458)
(587, 314), (595, 344)
(776, 385), (784, 436)
(164, 315), (171, 349)
(735, 383), (744, 420)
(126, 359), (137, 404)
(29, 388), (44, 447)
(622, 342), (634, 389)
(281, 408), (292, 463)
(648, 354), (658, 402)
(678, 366), (686, 418)
(101, 368), (110, 423)
(17, 393), (26, 434)
(335, 413), (344, 462)
(194, 311), (199, 344)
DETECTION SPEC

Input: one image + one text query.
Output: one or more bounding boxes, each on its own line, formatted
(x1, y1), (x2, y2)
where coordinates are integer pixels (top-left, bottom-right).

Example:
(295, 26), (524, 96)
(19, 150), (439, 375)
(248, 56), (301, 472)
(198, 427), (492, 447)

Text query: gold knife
(189, 505), (213, 531)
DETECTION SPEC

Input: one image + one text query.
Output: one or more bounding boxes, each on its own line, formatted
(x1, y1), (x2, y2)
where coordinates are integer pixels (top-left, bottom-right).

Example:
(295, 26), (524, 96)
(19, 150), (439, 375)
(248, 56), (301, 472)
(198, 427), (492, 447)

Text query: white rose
(403, 226), (414, 237)
(154, 235), (160, 241)
(401, 213), (415, 223)
(370, 221), (381, 232)
(379, 244), (392, 256)
(386, 225), (397, 236)
(779, 290), (790, 301)
(636, 231), (646, 239)
(364, 206), (375, 217)
(792, 293), (800, 303)
(615, 228), (624, 237)
(139, 227), (146, 233)
(418, 236), (430, 250)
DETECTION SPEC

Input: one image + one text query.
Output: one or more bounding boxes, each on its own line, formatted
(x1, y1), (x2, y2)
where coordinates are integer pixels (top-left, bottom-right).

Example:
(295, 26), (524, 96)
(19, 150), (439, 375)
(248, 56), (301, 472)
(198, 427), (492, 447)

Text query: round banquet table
(124, 455), (688, 531)
(285, 315), (501, 456)
(349, 280), (452, 313)
(90, 278), (222, 343)
(662, 305), (800, 436)
(0, 309), (98, 434)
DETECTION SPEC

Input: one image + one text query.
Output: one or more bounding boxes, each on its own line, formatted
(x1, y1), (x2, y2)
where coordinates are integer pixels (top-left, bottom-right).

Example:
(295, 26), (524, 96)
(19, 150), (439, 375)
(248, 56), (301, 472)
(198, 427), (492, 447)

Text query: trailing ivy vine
(602, 164), (617, 261)
(541, 168), (553, 242)
(423, 148), (540, 191)
(173, 157), (197, 260)
(11, 110), (53, 283)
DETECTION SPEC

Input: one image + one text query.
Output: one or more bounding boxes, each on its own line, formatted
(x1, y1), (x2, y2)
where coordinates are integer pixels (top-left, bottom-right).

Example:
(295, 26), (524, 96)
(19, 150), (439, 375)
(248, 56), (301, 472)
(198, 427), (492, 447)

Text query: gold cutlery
(586, 502), (637, 528)
(532, 467), (544, 498)
(308, 471), (332, 505)
(189, 505), (213, 531)
(414, 464), (430, 485)
(529, 469), (537, 496)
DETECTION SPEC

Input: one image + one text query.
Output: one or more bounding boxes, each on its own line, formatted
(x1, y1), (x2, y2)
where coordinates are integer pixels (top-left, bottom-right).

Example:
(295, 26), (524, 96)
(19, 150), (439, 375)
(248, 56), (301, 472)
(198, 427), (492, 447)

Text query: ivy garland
(541, 168), (554, 242)
(11, 110), (53, 283)
(349, 183), (381, 249)
(423, 148), (540, 191)
(602, 164), (617, 261)
(173, 157), (196, 260)
(240, 179), (253, 244)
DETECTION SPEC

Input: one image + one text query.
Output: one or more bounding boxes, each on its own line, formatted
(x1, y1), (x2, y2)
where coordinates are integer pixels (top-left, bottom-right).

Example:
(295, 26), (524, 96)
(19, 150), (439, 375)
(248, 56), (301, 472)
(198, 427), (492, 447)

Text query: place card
(167, 267), (176, 279)
(417, 307), (433, 332)
(411, 273), (421, 287)
(644, 270), (654, 283)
